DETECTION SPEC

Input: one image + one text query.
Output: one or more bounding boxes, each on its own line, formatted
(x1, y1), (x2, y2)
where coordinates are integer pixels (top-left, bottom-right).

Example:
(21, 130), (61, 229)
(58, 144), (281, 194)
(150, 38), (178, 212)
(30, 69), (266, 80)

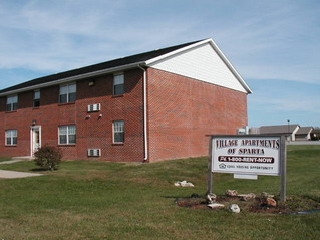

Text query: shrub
(34, 146), (63, 171)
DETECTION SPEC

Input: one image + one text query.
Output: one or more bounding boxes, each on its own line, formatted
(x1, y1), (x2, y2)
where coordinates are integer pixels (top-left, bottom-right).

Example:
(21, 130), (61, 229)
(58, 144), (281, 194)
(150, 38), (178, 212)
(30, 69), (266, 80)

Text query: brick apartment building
(0, 38), (252, 162)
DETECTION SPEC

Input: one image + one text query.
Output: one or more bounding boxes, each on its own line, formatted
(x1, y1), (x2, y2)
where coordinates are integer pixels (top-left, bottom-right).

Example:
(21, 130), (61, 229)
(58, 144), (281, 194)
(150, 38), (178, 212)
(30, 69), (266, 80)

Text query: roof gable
(146, 39), (252, 93)
(0, 38), (252, 95)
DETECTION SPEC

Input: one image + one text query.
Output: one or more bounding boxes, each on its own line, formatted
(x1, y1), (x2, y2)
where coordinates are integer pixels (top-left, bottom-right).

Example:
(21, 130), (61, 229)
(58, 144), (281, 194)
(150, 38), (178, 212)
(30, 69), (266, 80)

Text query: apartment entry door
(31, 126), (41, 156)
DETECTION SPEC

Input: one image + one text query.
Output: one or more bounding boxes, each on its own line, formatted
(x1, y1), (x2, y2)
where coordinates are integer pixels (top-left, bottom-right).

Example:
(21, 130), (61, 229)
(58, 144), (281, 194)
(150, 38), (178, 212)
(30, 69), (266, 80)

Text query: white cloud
(210, 1), (320, 84)
(0, 0), (200, 73)
(0, 0), (319, 85)
(0, 1), (128, 70)
(0, 0), (319, 127)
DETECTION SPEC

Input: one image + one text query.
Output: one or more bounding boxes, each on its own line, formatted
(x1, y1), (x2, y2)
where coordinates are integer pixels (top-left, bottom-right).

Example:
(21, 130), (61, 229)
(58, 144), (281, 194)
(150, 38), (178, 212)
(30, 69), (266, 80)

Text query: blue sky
(0, 0), (319, 128)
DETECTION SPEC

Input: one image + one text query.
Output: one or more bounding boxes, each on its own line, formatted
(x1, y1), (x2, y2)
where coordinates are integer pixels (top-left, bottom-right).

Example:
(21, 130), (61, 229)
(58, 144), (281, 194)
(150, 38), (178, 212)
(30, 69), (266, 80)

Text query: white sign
(211, 136), (282, 176)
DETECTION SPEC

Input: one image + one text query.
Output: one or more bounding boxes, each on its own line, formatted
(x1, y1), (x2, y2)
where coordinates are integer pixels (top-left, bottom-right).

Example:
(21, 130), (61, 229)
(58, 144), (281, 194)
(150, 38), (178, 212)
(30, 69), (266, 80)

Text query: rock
(260, 192), (277, 207)
(206, 193), (217, 204)
(238, 193), (256, 201)
(208, 203), (225, 209)
(226, 189), (238, 197)
(174, 180), (194, 187)
(229, 204), (241, 213)
(265, 197), (277, 207)
(261, 192), (274, 198)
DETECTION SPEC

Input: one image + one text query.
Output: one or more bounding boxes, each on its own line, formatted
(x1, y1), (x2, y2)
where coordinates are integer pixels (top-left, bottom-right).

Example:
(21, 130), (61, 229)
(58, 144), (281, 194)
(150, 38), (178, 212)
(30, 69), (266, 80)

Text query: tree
(311, 127), (320, 141)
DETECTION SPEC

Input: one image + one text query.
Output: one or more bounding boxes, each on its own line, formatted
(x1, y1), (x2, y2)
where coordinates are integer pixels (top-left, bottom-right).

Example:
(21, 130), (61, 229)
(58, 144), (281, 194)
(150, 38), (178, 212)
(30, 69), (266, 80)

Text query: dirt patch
(176, 194), (320, 214)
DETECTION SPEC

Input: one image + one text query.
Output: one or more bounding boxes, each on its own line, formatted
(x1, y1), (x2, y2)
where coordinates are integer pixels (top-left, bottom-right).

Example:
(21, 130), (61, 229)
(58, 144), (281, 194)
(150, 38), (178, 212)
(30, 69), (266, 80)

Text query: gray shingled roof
(296, 127), (313, 135)
(0, 39), (203, 94)
(259, 125), (300, 134)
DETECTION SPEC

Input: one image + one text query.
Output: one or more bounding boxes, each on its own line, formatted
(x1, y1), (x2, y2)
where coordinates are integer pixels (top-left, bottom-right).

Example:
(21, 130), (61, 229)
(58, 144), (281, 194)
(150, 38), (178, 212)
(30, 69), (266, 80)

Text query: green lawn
(0, 157), (13, 163)
(0, 145), (319, 239)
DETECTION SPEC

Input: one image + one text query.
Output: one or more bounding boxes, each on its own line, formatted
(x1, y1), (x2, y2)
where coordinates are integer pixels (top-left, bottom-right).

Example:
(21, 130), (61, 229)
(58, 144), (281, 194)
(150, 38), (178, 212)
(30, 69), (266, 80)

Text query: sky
(0, 0), (319, 128)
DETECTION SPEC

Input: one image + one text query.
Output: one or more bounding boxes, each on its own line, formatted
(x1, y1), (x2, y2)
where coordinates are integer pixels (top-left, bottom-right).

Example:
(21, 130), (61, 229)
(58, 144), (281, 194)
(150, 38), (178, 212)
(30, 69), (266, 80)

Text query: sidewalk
(0, 170), (42, 179)
(0, 158), (42, 179)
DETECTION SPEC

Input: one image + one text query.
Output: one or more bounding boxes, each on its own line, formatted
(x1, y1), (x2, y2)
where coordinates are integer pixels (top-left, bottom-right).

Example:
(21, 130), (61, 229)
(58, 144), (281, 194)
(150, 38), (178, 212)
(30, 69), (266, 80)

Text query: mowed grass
(0, 145), (319, 239)
(0, 157), (13, 163)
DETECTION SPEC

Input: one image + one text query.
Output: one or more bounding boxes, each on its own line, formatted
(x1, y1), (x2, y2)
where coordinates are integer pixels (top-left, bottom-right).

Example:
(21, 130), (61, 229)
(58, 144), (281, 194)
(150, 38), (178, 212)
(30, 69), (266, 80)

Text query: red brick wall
(146, 68), (248, 162)
(0, 69), (145, 162)
(74, 69), (145, 162)
(0, 67), (248, 162)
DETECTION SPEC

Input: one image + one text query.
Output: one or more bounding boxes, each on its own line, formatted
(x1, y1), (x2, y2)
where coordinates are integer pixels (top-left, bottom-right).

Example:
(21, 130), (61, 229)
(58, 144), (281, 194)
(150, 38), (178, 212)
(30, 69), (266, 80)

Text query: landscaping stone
(208, 203), (225, 209)
(238, 193), (256, 201)
(174, 180), (194, 187)
(206, 193), (217, 204)
(261, 192), (274, 198)
(226, 189), (238, 196)
(264, 197), (277, 207)
(229, 204), (241, 213)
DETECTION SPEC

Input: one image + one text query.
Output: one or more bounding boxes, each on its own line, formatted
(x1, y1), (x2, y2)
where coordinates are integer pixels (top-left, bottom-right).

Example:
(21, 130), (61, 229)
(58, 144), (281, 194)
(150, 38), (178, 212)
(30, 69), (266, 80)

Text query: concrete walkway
(0, 159), (24, 165)
(0, 170), (43, 179)
(0, 158), (43, 179)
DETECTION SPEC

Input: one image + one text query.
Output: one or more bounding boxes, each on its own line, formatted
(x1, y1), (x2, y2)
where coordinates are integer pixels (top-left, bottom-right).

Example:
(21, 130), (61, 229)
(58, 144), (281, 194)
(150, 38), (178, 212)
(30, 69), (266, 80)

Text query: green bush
(34, 146), (63, 171)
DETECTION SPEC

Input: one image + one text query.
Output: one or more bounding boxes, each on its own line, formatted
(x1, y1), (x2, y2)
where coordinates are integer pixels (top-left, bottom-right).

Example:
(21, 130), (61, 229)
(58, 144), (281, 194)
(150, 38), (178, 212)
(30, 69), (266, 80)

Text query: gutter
(137, 64), (148, 162)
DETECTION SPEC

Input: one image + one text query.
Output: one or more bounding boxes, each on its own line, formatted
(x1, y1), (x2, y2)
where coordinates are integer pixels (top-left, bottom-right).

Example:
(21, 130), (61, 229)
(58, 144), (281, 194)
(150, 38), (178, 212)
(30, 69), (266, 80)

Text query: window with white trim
(58, 125), (76, 145)
(6, 95), (18, 111)
(34, 90), (40, 107)
(113, 120), (124, 143)
(6, 130), (17, 146)
(59, 83), (76, 103)
(113, 73), (124, 95)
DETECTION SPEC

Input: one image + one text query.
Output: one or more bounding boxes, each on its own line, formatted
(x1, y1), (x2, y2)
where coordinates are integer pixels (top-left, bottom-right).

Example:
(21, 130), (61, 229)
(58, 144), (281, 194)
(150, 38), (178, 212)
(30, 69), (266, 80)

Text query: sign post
(207, 135), (287, 202)
(280, 138), (287, 202)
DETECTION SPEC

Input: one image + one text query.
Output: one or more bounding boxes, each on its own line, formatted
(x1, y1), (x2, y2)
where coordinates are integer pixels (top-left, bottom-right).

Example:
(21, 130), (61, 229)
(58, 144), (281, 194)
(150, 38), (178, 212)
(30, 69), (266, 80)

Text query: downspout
(138, 65), (148, 162)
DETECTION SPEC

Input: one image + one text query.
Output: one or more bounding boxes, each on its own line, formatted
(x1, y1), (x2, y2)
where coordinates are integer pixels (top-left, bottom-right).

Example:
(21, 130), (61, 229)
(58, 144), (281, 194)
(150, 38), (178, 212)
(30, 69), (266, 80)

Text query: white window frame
(113, 120), (124, 144)
(113, 73), (124, 96)
(6, 130), (18, 146)
(6, 95), (18, 111)
(59, 83), (76, 103)
(58, 125), (76, 145)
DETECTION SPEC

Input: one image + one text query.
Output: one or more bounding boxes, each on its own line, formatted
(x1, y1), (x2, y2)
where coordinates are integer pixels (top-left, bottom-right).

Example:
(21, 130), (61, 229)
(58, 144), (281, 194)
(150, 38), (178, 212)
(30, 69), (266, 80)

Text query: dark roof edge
(0, 39), (204, 96)
(0, 61), (146, 96)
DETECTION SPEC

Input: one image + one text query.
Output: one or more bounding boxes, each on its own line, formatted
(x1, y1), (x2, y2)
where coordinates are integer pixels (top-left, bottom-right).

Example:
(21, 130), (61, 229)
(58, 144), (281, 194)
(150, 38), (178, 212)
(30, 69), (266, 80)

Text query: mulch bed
(176, 194), (320, 214)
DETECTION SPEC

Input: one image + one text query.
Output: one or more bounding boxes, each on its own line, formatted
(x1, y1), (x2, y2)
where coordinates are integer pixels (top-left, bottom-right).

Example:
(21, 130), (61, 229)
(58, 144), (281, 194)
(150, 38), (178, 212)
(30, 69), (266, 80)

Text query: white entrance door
(31, 126), (41, 156)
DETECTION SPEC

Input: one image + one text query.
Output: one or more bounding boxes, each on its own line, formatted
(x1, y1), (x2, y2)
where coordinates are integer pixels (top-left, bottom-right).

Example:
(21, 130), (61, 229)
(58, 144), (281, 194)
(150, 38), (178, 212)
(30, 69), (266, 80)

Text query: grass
(0, 157), (13, 163)
(0, 145), (319, 239)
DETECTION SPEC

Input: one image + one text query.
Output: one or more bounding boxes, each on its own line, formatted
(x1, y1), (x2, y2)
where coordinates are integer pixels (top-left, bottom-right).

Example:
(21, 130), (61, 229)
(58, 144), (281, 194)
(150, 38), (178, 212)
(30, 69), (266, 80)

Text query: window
(113, 120), (124, 143)
(58, 125), (76, 145)
(33, 90), (40, 107)
(113, 73), (124, 95)
(59, 83), (76, 103)
(6, 95), (18, 111)
(6, 130), (17, 146)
